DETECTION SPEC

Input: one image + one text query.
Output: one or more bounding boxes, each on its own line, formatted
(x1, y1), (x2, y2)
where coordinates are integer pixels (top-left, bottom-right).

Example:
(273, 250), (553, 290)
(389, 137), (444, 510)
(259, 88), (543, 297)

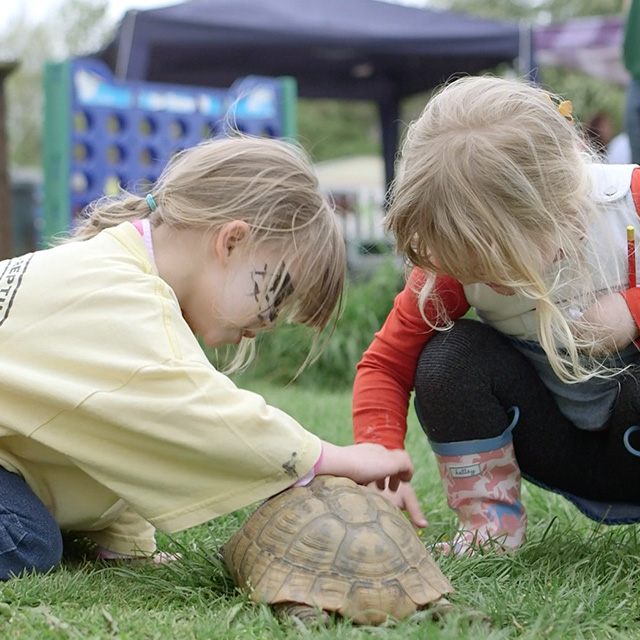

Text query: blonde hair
(68, 135), (345, 372)
(387, 75), (618, 384)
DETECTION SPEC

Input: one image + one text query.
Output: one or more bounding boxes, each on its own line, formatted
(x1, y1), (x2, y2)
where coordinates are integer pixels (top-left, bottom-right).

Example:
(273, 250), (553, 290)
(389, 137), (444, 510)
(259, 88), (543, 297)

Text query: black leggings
(414, 319), (640, 506)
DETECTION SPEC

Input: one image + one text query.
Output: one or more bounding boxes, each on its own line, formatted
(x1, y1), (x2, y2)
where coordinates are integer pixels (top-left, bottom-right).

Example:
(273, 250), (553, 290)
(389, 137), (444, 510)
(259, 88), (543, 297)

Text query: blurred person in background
(624, 0), (640, 163)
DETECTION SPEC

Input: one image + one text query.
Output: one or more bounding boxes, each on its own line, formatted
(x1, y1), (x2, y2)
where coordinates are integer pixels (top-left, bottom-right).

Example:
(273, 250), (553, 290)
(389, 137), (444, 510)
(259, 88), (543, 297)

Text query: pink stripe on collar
(132, 219), (156, 265)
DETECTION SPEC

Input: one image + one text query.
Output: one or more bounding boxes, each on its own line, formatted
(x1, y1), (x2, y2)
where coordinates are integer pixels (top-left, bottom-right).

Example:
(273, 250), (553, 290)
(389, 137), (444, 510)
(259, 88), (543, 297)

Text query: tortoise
(223, 475), (454, 625)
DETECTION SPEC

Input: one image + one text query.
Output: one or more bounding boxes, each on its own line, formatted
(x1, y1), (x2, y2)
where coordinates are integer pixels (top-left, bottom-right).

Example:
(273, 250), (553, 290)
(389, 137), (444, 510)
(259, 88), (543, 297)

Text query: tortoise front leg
(272, 602), (332, 627)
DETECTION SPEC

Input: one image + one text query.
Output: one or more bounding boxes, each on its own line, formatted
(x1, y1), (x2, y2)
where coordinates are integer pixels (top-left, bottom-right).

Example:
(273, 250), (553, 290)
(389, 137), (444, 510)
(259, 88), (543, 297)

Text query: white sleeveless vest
(464, 164), (639, 341)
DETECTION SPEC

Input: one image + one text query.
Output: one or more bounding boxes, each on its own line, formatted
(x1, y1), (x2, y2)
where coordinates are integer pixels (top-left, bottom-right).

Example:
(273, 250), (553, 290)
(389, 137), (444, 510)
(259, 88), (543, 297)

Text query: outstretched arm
(351, 270), (467, 526)
(316, 441), (413, 489)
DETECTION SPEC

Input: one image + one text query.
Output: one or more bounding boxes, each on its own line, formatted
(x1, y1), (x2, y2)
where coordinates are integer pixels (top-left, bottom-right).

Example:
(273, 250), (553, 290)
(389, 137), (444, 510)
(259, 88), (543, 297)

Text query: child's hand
(368, 480), (428, 529)
(580, 292), (639, 353)
(316, 441), (413, 489)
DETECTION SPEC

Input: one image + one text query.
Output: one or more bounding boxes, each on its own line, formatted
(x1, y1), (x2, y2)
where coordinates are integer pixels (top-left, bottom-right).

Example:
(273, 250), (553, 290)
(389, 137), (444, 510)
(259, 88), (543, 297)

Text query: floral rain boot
(429, 413), (526, 555)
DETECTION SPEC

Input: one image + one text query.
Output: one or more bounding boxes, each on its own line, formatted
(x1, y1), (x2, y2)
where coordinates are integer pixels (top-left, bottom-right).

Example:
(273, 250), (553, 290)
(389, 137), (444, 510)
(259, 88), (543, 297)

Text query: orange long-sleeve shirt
(352, 269), (469, 450)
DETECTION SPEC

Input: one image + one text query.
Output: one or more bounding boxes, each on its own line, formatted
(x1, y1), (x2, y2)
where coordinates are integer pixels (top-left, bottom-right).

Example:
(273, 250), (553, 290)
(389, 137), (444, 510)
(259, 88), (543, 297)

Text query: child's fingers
(402, 489), (428, 528)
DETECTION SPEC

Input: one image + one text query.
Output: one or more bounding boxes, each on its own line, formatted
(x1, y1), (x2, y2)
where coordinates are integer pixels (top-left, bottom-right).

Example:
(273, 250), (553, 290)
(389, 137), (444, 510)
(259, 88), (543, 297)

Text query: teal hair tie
(146, 193), (157, 211)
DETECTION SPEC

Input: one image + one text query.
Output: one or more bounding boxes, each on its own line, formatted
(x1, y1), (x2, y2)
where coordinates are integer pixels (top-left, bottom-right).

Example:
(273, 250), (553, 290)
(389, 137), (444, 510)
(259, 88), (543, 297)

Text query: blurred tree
(1, 0), (114, 167)
(541, 67), (626, 132)
(425, 0), (623, 21)
(297, 99), (381, 162)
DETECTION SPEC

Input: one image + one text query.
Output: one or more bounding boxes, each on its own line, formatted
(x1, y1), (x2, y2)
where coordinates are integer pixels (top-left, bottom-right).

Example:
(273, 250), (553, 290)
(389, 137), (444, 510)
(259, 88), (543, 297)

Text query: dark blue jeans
(0, 466), (63, 580)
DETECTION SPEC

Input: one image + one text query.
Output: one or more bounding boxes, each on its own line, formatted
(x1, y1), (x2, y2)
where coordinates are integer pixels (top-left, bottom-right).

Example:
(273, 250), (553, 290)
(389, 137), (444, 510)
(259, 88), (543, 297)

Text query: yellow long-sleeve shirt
(0, 222), (320, 555)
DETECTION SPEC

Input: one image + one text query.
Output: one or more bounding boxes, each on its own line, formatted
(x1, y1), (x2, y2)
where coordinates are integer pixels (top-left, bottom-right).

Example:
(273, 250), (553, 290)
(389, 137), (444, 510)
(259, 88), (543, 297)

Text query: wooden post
(0, 61), (19, 260)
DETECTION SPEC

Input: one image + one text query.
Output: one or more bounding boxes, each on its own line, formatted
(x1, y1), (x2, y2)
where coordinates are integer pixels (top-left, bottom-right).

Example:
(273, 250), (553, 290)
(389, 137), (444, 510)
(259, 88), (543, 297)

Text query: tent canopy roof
(102, 0), (522, 102)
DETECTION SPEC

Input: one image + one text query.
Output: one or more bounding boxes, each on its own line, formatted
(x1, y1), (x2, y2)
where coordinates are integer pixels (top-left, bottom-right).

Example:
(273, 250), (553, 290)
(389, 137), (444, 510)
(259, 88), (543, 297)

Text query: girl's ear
(214, 220), (251, 262)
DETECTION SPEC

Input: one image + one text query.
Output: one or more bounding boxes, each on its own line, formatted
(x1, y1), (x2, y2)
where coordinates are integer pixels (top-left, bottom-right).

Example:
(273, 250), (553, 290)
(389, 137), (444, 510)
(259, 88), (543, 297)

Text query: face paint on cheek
(255, 266), (294, 325)
(251, 264), (268, 303)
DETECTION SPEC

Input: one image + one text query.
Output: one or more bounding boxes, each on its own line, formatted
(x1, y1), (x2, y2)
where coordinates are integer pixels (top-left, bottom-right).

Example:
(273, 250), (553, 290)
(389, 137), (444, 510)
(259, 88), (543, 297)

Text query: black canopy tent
(101, 0), (526, 186)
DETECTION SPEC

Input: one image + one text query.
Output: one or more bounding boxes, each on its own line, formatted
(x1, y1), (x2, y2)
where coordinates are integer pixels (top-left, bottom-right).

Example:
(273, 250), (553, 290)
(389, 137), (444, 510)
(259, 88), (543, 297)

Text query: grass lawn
(1, 380), (639, 639)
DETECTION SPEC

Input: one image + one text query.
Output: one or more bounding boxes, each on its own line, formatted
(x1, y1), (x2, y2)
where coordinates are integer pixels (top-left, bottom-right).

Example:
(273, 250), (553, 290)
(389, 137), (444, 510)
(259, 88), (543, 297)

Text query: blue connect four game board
(42, 58), (297, 243)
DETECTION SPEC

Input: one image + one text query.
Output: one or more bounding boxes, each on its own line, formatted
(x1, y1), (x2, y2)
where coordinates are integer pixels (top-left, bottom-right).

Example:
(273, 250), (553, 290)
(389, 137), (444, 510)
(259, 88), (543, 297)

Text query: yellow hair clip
(557, 100), (573, 123)
(542, 93), (574, 123)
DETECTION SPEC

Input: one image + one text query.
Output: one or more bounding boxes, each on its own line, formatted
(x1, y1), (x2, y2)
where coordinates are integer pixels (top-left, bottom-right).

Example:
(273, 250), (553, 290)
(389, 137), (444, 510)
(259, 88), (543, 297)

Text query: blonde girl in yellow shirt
(0, 135), (412, 579)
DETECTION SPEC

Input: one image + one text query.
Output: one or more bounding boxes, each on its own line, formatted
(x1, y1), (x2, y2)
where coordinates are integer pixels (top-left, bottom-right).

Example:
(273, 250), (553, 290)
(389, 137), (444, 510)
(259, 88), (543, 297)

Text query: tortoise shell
(223, 475), (454, 625)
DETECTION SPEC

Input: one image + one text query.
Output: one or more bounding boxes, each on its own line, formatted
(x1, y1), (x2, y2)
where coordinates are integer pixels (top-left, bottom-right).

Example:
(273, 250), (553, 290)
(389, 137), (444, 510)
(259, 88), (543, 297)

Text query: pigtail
(62, 192), (155, 243)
